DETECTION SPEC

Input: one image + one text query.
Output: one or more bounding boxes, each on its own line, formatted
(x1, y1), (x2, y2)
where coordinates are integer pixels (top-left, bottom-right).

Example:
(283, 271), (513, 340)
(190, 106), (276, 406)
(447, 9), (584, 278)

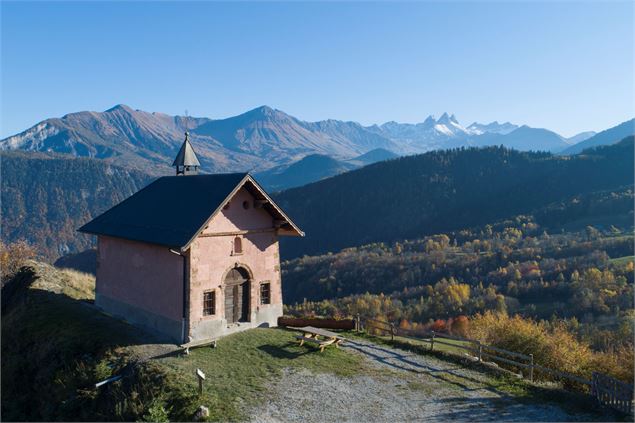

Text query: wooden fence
(591, 372), (634, 415)
(358, 315), (633, 415)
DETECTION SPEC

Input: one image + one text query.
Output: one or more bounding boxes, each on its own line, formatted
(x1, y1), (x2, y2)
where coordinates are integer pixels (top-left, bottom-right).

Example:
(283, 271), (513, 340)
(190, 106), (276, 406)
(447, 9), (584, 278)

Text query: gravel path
(249, 338), (599, 422)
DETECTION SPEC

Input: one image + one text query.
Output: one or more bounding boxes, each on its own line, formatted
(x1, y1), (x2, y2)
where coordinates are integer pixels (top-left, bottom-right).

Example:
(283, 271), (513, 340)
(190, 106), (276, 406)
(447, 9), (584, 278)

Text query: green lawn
(354, 329), (474, 356)
(610, 255), (634, 265)
(153, 328), (372, 421)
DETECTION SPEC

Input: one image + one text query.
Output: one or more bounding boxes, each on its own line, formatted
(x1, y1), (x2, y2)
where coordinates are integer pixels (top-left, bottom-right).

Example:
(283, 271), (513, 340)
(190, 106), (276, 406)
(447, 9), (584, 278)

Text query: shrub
(469, 311), (633, 389)
(140, 399), (171, 423)
(0, 240), (35, 285)
(430, 319), (448, 332)
(450, 315), (469, 337)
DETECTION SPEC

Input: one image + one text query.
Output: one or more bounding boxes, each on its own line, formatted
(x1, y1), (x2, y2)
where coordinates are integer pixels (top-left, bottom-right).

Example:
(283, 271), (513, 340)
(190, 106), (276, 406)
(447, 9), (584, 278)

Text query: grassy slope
(1, 262), (144, 421)
(0, 262), (373, 421)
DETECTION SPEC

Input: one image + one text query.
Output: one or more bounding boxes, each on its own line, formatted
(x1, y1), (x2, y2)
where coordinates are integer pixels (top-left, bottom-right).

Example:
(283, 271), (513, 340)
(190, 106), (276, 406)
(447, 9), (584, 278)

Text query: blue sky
(1, 1), (633, 138)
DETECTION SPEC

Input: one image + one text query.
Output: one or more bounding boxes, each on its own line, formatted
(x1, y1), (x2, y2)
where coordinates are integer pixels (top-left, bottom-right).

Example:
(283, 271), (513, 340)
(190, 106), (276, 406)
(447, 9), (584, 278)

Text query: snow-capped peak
(421, 115), (436, 128)
(433, 113), (468, 137)
(467, 121), (519, 135)
(437, 112), (452, 125)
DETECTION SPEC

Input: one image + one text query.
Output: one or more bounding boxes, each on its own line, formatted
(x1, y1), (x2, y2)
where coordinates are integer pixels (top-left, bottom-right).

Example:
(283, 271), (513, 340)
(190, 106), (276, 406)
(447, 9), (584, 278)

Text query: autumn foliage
(469, 311), (634, 387)
(0, 240), (35, 285)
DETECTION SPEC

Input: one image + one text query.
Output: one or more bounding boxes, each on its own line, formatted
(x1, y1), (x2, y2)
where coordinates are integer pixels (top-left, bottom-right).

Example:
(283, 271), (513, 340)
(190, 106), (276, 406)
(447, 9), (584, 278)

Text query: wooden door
(225, 285), (236, 323)
(224, 268), (250, 324)
(239, 281), (249, 321)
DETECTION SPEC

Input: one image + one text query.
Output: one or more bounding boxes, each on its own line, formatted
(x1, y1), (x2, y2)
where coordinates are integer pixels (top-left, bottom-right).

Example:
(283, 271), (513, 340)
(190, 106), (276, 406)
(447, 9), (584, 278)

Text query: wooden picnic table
(295, 326), (346, 352)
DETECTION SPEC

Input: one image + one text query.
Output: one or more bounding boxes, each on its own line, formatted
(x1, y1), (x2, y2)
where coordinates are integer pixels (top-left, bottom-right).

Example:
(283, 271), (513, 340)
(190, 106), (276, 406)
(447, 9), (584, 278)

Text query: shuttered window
(203, 291), (215, 316)
(260, 282), (271, 305)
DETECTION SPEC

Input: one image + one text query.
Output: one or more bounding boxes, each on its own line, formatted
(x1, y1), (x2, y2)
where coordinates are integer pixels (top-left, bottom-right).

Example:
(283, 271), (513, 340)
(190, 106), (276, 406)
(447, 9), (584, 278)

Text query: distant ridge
(560, 119), (635, 155)
(347, 148), (398, 166)
(466, 125), (569, 152)
(254, 147), (399, 191)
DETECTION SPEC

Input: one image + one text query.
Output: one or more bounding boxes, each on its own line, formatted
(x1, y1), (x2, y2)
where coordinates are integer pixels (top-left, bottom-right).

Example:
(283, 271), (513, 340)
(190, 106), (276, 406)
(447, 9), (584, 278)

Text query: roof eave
(77, 228), (182, 250)
(244, 175), (305, 237)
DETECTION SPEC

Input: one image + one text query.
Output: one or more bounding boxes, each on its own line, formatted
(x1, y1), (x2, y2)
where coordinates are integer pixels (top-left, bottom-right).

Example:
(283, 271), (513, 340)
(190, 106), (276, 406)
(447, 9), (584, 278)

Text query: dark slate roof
(172, 134), (201, 167)
(79, 173), (248, 248)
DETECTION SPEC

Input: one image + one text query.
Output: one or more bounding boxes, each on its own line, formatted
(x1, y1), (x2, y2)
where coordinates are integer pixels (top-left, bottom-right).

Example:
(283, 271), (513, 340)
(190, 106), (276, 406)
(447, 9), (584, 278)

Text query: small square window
(203, 291), (215, 316)
(260, 282), (271, 305)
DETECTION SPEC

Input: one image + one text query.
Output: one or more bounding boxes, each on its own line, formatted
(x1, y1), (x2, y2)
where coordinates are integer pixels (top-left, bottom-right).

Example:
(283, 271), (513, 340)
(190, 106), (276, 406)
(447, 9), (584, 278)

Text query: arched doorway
(224, 267), (250, 324)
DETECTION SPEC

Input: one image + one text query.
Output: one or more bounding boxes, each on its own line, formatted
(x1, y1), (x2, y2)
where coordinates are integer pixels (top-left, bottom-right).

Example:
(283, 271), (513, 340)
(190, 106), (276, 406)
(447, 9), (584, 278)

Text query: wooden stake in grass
(196, 368), (206, 395)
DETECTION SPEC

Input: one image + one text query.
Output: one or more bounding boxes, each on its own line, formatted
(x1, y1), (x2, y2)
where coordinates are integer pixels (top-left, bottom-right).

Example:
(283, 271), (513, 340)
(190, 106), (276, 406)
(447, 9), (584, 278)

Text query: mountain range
(0, 105), (397, 175)
(2, 105), (619, 178)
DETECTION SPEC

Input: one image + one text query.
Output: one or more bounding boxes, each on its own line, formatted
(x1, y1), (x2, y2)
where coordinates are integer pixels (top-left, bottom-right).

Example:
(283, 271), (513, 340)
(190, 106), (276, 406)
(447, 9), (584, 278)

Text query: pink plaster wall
(189, 187), (282, 337)
(97, 236), (183, 321)
(203, 186), (274, 233)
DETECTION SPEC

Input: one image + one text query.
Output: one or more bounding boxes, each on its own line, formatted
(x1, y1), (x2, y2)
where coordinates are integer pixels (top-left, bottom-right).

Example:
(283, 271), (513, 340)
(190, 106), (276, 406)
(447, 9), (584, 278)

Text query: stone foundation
(189, 303), (282, 341)
(96, 293), (184, 343)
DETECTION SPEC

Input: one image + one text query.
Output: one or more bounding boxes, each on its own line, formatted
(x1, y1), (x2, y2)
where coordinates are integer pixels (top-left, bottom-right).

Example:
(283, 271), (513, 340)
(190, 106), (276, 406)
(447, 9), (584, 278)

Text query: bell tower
(172, 131), (201, 175)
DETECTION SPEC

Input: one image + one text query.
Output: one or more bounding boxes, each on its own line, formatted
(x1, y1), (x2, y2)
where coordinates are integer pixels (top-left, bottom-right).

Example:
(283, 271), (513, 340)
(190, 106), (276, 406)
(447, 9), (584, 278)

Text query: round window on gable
(242, 200), (250, 210)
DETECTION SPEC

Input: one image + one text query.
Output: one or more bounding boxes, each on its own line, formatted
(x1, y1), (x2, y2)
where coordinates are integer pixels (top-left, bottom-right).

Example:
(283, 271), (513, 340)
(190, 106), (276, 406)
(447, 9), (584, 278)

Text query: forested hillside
(276, 137), (634, 259)
(283, 186), (634, 300)
(1, 152), (153, 260)
(283, 197), (634, 351)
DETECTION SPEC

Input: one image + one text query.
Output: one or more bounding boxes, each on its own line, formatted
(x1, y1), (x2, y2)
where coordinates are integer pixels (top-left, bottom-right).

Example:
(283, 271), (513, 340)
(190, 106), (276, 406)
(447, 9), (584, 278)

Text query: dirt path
(249, 338), (600, 422)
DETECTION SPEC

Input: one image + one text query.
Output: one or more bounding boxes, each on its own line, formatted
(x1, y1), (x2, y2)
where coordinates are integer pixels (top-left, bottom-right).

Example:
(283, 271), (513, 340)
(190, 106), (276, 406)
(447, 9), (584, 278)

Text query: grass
(360, 329), (474, 355)
(609, 255), (634, 265)
(154, 327), (372, 421)
(2, 262), (381, 421)
(1, 264), (145, 421)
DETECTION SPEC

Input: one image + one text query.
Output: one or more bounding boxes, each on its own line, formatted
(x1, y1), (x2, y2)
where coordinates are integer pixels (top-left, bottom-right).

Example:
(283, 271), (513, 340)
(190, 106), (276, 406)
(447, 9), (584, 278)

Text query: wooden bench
(180, 338), (217, 355)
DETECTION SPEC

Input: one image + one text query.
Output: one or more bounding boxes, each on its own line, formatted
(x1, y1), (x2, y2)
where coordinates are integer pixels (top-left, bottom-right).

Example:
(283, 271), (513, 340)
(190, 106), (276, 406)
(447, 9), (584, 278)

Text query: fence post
(477, 340), (482, 362)
(529, 354), (534, 382)
(430, 331), (435, 352)
(355, 314), (360, 332)
(390, 323), (395, 341)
